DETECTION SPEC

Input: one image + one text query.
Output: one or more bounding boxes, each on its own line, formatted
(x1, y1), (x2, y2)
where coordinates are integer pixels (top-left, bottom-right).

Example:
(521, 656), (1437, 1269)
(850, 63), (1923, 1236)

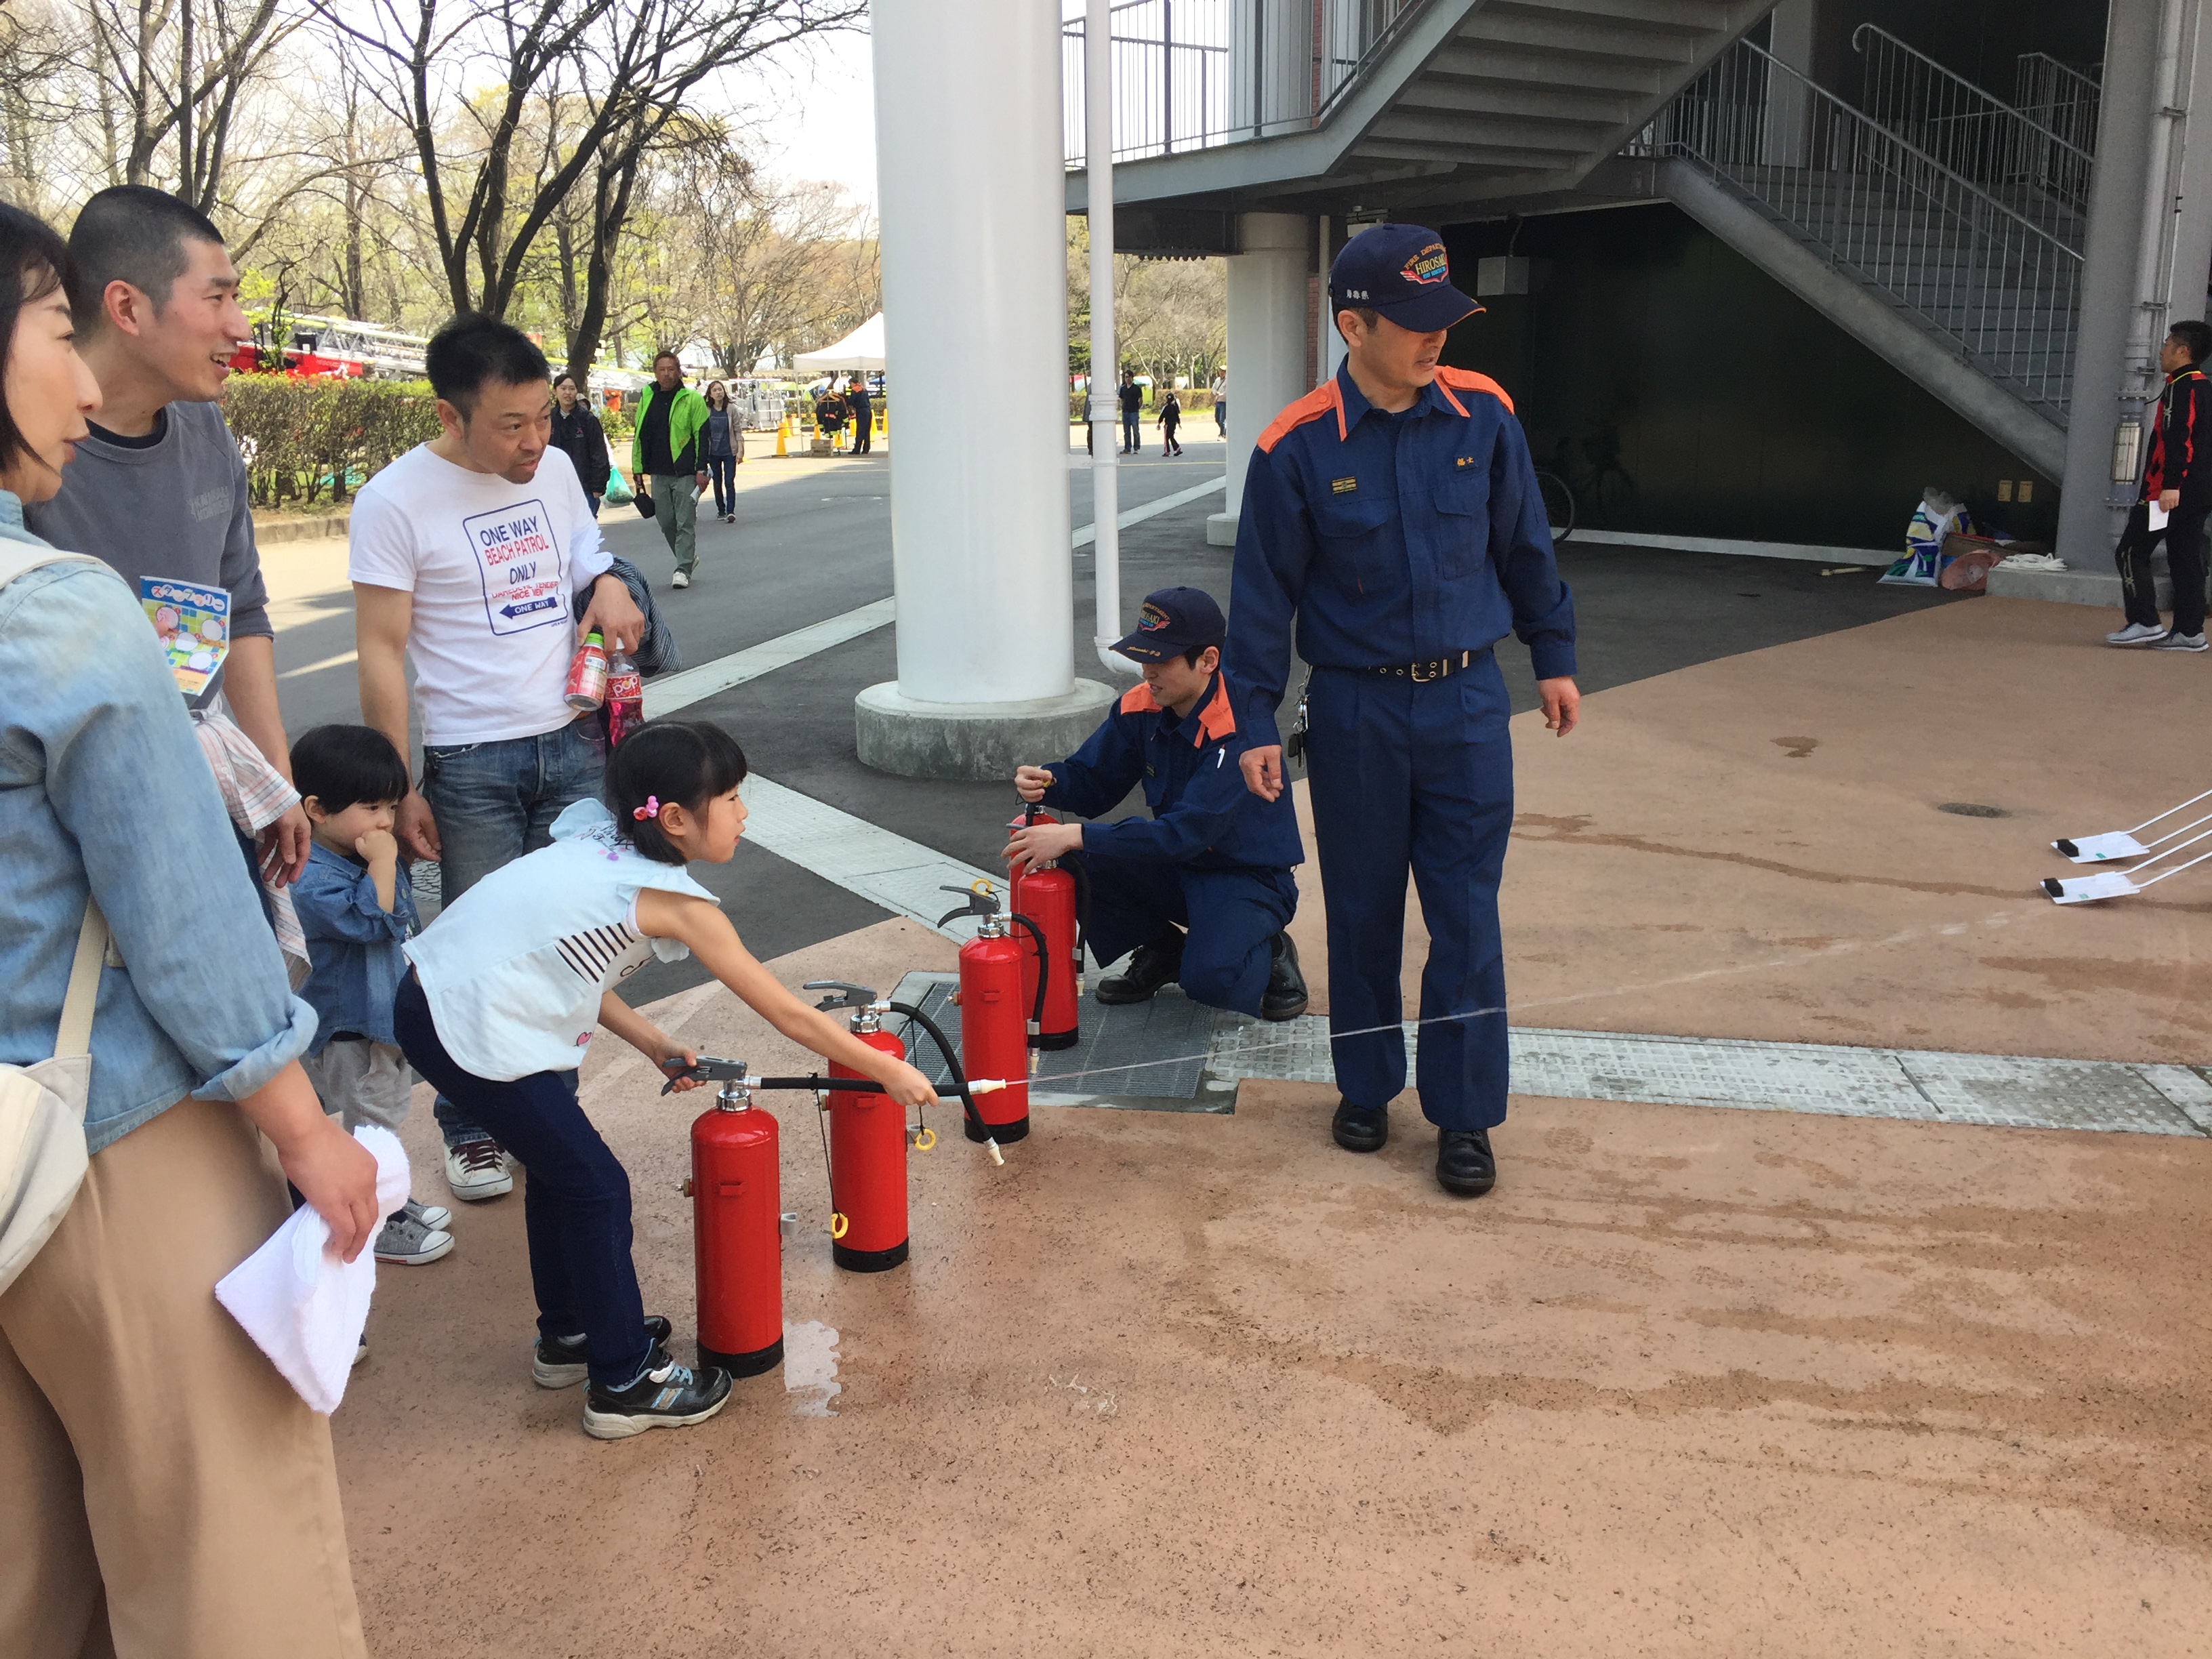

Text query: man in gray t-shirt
(26, 186), (306, 882)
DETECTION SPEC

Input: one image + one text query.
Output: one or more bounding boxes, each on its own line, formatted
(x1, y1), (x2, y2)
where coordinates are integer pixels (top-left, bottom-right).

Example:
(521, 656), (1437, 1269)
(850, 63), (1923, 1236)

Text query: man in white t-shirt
(352, 313), (643, 1203)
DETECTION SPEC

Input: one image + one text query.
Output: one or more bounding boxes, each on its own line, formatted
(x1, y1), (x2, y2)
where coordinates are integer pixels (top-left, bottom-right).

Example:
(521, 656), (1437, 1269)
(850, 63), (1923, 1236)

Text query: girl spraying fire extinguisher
(392, 720), (938, 1440)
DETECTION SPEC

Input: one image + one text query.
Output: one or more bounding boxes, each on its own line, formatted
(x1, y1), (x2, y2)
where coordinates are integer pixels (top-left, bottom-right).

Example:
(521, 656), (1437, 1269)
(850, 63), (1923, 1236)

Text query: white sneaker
(2107, 621), (2169, 646)
(672, 570), (691, 589)
(444, 1139), (512, 1201)
(2155, 630), (2209, 652)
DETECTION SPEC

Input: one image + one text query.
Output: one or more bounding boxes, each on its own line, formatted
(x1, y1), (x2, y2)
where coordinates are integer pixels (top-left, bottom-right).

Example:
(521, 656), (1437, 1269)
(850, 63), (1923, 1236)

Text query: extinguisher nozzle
(985, 1139), (1004, 1166)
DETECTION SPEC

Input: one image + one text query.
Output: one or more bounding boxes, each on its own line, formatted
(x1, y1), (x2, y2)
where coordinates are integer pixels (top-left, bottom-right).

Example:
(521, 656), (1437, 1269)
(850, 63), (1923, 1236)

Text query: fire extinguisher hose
(1006, 912), (1050, 1035)
(885, 1000), (998, 1153)
(1065, 855), (1092, 968)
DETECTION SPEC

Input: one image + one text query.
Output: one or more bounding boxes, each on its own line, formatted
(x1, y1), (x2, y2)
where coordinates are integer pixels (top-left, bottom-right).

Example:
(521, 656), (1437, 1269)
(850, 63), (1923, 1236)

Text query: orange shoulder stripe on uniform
(1191, 676), (1237, 746)
(1434, 365), (1515, 416)
(1256, 380), (1345, 453)
(1120, 682), (1162, 714)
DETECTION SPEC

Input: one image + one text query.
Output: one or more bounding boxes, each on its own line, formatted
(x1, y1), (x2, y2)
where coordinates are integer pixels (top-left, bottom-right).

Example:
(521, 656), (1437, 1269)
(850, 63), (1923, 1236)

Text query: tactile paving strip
(1211, 1017), (2210, 1137)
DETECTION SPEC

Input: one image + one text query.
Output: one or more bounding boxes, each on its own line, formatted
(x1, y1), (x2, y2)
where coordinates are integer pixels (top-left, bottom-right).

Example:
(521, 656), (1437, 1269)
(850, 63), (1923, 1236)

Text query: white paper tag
(2054, 831), (2149, 863)
(2043, 871), (2140, 904)
(2149, 500), (2171, 531)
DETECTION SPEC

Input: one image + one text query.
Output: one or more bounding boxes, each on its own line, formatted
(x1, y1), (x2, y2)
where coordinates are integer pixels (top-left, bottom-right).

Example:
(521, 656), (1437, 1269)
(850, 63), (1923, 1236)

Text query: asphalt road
(262, 428), (1957, 1006)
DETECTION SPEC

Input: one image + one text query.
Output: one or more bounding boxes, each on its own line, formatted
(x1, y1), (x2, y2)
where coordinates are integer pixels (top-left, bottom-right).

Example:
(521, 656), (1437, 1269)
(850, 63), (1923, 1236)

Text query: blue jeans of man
(1122, 413), (1141, 451)
(1303, 653), (1514, 1131)
(1077, 851), (1296, 1019)
(392, 973), (651, 1388)
(419, 715), (606, 1146)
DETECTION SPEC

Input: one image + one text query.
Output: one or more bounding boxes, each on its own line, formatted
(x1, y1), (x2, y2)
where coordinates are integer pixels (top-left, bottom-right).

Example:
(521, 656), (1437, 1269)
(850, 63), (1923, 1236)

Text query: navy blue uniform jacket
(1041, 672), (1303, 871)
(1225, 363), (1576, 747)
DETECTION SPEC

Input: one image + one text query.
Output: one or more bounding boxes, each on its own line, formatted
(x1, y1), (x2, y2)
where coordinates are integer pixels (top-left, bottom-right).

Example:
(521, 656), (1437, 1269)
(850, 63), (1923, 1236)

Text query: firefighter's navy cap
(1329, 223), (1482, 332)
(1111, 586), (1225, 663)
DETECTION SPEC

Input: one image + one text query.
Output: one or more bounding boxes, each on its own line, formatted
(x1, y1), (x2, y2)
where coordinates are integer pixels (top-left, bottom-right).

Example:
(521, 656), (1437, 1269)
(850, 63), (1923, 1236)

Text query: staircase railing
(1853, 24), (2091, 243)
(1063, 0), (1428, 167)
(1639, 36), (2083, 420)
(2014, 52), (2102, 167)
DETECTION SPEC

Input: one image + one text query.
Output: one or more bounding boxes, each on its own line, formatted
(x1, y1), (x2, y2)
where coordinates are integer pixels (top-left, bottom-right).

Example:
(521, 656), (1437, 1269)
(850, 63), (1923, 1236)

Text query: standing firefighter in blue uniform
(1226, 224), (1580, 1197)
(1004, 586), (1309, 1023)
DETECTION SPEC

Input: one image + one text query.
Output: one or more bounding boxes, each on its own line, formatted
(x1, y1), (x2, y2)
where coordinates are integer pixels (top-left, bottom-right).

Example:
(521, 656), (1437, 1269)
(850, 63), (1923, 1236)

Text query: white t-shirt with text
(348, 443), (611, 745)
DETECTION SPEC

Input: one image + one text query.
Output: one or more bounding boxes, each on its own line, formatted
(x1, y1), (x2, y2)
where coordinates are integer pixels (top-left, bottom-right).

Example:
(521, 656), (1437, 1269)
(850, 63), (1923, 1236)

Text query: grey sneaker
(2154, 630), (2209, 652)
(403, 1197), (452, 1232)
(373, 1210), (455, 1265)
(2106, 621), (2169, 646)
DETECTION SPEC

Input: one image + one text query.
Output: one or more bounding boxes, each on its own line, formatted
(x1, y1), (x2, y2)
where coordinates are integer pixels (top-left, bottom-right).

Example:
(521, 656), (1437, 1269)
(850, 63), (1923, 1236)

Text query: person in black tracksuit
(550, 372), (611, 516)
(2114, 321), (2212, 651)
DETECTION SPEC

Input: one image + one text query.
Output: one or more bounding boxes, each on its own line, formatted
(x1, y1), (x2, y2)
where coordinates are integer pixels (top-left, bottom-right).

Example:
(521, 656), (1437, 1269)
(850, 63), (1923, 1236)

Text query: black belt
(1369, 649), (1478, 683)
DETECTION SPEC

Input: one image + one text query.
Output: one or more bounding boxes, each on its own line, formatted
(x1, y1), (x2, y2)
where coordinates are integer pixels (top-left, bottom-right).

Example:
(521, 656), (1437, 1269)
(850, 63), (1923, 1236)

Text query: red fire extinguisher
(937, 883), (1048, 1144)
(680, 1070), (787, 1377)
(1007, 804), (1088, 1052)
(808, 981), (914, 1273)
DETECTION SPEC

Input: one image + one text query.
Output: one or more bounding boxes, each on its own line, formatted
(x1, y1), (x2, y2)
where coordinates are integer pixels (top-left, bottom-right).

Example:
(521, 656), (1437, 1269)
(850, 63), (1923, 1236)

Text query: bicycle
(1534, 468), (1576, 544)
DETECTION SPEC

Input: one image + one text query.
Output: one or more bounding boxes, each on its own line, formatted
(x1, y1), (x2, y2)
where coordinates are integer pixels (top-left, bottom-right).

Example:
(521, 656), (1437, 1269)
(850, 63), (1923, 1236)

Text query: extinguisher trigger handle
(936, 882), (1001, 926)
(803, 979), (880, 1012)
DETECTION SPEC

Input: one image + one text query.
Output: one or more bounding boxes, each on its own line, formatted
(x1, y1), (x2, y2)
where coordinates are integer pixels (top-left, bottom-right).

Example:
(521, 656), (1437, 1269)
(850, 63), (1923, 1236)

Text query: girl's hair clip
(632, 795), (660, 821)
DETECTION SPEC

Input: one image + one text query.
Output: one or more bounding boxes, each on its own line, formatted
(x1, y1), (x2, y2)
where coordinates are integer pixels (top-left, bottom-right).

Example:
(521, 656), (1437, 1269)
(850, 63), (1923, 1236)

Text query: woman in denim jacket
(0, 205), (378, 1656)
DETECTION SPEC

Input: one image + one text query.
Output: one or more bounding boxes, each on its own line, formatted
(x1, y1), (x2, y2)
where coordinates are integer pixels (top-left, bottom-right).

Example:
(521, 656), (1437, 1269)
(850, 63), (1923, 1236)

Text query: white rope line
(904, 907), (2029, 1089)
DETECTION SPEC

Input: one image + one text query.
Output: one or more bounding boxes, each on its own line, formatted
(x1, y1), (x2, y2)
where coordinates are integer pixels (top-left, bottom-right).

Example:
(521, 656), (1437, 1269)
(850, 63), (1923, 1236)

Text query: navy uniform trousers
(1073, 852), (1297, 1020)
(1304, 653), (1513, 1130)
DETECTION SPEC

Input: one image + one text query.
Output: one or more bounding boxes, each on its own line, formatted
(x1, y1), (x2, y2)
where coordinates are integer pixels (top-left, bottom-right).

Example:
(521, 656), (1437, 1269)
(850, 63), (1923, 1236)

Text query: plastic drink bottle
(565, 630), (609, 710)
(605, 647), (643, 746)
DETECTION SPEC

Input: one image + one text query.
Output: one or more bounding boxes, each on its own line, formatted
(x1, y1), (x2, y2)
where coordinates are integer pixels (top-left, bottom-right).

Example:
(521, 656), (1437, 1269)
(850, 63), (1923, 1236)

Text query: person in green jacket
(630, 350), (712, 589)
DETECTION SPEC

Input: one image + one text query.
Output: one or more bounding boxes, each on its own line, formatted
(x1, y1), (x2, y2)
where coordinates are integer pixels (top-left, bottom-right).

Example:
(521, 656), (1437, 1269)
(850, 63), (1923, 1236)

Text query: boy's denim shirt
(293, 842), (417, 1051)
(0, 491), (314, 1153)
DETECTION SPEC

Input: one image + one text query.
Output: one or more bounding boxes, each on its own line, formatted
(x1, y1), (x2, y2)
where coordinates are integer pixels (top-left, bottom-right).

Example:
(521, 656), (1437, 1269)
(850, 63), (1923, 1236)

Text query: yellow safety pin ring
(913, 1127), (937, 1151)
(830, 1212), (850, 1240)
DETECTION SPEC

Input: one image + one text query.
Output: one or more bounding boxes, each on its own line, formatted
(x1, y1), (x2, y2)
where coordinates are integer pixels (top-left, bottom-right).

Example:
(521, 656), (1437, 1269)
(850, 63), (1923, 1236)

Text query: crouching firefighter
(1004, 586), (1308, 1023)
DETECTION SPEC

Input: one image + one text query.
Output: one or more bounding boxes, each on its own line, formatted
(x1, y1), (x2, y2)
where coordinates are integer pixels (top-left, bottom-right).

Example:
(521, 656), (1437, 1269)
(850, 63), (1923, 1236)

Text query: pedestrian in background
(1160, 388), (1183, 457)
(847, 375), (874, 455)
(630, 350), (710, 589)
(0, 197), (378, 1658)
(703, 380), (737, 524)
(550, 371), (611, 518)
(2109, 320), (2212, 652)
(1213, 368), (1227, 436)
(1120, 370), (1143, 453)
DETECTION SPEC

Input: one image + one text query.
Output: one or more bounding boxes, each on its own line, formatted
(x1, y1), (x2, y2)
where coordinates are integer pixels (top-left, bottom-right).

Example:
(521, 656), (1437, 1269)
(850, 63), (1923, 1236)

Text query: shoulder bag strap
(52, 899), (108, 1062)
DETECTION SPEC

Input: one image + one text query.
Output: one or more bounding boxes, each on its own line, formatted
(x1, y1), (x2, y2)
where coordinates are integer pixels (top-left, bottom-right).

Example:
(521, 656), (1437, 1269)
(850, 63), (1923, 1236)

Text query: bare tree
(316, 0), (863, 323)
(78, 0), (295, 212)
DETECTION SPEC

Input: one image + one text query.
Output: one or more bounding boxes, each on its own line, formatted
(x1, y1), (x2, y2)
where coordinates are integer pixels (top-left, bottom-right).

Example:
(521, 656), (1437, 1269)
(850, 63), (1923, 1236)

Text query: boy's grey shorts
(301, 1038), (419, 1134)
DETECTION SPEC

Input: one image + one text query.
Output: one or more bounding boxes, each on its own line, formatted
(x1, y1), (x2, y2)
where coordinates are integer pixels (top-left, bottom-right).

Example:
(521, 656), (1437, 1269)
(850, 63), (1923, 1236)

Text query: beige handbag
(0, 899), (106, 1294)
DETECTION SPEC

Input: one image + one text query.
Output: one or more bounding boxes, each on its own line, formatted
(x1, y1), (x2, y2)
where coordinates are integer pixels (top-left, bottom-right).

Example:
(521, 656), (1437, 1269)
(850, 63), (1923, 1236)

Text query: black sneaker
(582, 1343), (732, 1440)
(535, 1315), (676, 1389)
(1095, 930), (1184, 1004)
(1259, 932), (1308, 1021)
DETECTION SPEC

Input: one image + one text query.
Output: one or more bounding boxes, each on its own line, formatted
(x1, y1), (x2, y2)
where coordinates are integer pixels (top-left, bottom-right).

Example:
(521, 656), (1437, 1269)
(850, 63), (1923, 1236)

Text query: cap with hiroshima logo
(1109, 586), (1227, 663)
(1328, 222), (1483, 333)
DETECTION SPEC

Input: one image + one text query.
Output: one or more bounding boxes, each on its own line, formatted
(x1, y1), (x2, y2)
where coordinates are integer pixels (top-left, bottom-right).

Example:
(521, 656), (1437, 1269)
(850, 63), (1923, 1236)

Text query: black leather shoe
(1435, 1128), (1496, 1196)
(1332, 1099), (1388, 1153)
(1094, 931), (1184, 1004)
(1258, 932), (1308, 1021)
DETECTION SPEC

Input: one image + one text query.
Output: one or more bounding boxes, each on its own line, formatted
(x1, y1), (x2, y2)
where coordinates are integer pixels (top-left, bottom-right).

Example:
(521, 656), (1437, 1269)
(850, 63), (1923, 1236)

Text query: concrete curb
(856, 679), (1119, 781)
(253, 512), (350, 546)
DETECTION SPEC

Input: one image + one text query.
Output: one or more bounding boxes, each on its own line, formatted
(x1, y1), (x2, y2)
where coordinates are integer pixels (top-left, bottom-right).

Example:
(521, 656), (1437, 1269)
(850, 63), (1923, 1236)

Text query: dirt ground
(333, 598), (2212, 1656)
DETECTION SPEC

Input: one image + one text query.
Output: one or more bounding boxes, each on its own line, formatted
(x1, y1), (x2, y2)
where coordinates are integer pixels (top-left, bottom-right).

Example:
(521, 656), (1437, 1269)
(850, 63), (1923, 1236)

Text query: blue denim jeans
(419, 715), (605, 1146)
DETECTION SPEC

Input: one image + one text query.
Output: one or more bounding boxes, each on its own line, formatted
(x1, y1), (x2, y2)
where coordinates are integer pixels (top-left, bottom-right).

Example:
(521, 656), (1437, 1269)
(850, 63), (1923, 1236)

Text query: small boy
(291, 723), (453, 1265)
(1004, 586), (1308, 1021)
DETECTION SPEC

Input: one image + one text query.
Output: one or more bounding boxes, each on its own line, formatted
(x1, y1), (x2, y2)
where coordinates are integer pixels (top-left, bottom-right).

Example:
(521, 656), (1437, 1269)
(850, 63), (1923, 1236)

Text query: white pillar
(857, 0), (1113, 778)
(2167, 1), (2212, 325)
(2057, 0), (2167, 573)
(1207, 211), (1314, 547)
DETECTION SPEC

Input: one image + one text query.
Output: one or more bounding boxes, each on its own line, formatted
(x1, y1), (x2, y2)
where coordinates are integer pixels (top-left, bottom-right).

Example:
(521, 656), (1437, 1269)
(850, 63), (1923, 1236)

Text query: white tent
(792, 312), (885, 373)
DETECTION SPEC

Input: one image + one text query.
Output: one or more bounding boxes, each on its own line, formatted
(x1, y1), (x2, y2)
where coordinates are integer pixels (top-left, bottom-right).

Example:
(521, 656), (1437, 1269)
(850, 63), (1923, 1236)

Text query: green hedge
(222, 375), (443, 508)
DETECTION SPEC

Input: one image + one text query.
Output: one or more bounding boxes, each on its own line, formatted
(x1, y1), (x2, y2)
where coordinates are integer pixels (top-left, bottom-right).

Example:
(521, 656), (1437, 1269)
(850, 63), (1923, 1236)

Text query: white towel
(216, 1126), (410, 1414)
